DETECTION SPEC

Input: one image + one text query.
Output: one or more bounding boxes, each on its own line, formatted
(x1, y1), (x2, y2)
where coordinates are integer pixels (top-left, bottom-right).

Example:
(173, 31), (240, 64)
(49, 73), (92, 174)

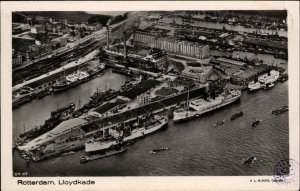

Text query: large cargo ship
(53, 70), (89, 92)
(258, 70), (280, 84)
(16, 113), (167, 161)
(16, 102), (76, 147)
(173, 89), (241, 122)
(53, 65), (104, 93)
(85, 115), (168, 154)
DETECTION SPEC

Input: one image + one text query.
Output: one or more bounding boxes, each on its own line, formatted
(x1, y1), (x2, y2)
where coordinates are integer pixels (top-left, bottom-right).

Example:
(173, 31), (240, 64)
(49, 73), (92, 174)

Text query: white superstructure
(85, 116), (168, 153)
(173, 90), (241, 122)
(258, 70), (280, 84)
(248, 81), (261, 91)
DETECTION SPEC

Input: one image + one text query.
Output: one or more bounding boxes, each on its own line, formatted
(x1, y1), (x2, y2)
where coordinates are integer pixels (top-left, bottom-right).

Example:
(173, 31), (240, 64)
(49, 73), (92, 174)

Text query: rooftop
(18, 118), (87, 151)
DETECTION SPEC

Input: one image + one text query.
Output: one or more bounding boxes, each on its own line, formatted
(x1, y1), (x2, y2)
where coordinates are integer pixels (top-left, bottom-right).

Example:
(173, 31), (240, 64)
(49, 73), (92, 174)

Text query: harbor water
(13, 70), (289, 176)
(12, 69), (129, 142)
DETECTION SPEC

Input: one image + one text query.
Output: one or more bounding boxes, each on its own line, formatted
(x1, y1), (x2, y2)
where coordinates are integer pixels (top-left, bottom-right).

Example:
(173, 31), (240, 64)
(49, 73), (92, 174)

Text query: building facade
(181, 66), (213, 84)
(138, 92), (152, 105)
(134, 31), (210, 59)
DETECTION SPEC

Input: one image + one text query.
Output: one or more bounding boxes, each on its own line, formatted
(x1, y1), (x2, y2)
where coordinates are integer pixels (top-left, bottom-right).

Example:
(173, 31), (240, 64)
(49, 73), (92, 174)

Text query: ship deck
(81, 86), (206, 133)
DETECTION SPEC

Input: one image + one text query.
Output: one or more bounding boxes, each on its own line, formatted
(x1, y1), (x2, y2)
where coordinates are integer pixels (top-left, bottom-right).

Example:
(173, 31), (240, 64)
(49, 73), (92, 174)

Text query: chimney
(123, 32), (127, 60)
(106, 26), (110, 49)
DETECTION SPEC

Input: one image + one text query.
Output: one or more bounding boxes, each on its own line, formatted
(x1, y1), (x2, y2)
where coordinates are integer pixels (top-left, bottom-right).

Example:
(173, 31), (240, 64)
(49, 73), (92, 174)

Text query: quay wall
(13, 44), (100, 91)
(13, 40), (100, 87)
(82, 86), (208, 133)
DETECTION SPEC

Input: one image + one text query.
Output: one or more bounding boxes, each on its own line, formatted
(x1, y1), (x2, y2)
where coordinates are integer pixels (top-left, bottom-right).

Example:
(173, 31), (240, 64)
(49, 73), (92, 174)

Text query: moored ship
(278, 73), (288, 83)
(258, 70), (280, 84)
(34, 88), (53, 99)
(16, 102), (76, 147)
(173, 89), (241, 122)
(53, 65), (104, 93)
(12, 87), (34, 109)
(84, 115), (168, 154)
(16, 112), (168, 161)
(248, 81), (261, 92)
(53, 70), (89, 92)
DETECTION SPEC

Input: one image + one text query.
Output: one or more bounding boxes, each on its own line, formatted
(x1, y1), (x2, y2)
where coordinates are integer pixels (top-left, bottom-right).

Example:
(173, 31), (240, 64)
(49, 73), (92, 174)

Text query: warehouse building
(134, 30), (210, 59)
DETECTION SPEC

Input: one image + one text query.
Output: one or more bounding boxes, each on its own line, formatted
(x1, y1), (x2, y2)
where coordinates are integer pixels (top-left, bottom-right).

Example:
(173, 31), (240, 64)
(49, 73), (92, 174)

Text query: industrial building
(181, 65), (213, 84)
(134, 30), (210, 59)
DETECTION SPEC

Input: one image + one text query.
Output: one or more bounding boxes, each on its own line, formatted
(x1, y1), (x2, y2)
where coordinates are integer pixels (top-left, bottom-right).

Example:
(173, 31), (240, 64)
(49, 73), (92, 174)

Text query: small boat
(243, 155), (257, 165)
(124, 140), (135, 146)
(272, 106), (289, 115)
(252, 119), (261, 127)
(61, 151), (75, 156)
(213, 120), (225, 127)
(278, 74), (288, 83)
(150, 147), (170, 154)
(18, 152), (31, 161)
(248, 81), (261, 92)
(230, 111), (243, 120)
(80, 156), (90, 163)
(263, 82), (275, 90)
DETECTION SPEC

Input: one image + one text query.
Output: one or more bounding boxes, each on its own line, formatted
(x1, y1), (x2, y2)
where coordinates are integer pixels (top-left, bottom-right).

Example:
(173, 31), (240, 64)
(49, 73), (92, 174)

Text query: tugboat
(230, 111), (243, 120)
(150, 147), (170, 154)
(278, 73), (288, 83)
(252, 119), (261, 127)
(213, 120), (225, 127)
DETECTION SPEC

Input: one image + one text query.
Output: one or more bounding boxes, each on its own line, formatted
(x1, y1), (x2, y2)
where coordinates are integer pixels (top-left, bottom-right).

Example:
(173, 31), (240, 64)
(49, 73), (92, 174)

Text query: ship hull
(12, 95), (32, 109)
(53, 68), (104, 93)
(85, 119), (168, 153)
(173, 96), (240, 122)
(53, 80), (81, 93)
(248, 87), (260, 93)
(258, 71), (279, 84)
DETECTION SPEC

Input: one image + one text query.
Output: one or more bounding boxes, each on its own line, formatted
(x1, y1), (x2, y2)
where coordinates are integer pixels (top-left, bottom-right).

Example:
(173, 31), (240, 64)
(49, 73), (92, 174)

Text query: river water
(13, 69), (289, 176)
